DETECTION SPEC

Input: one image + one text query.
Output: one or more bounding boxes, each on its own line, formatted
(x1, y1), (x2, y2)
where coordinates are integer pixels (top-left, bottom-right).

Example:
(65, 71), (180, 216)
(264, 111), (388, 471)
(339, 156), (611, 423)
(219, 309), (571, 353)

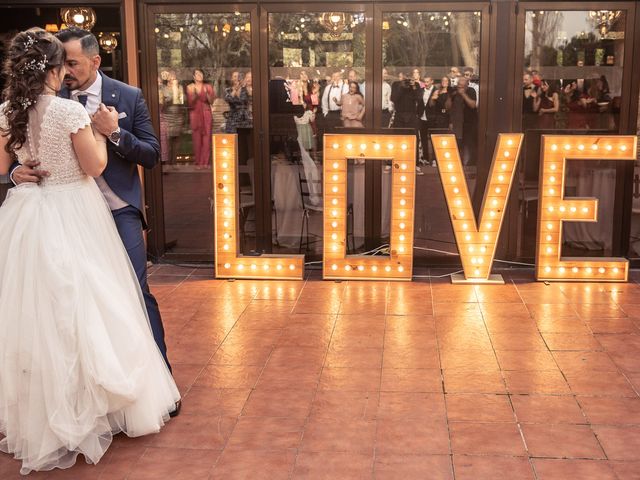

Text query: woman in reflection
(159, 71), (184, 166)
(224, 71), (252, 133)
(337, 81), (365, 128)
(243, 71), (253, 127)
(186, 68), (215, 168)
(534, 79), (560, 129)
(430, 76), (451, 130)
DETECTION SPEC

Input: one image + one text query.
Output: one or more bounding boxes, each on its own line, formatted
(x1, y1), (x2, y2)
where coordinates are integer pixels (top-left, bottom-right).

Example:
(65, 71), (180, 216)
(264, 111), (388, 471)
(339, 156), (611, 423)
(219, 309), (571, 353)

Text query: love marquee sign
(212, 133), (637, 283)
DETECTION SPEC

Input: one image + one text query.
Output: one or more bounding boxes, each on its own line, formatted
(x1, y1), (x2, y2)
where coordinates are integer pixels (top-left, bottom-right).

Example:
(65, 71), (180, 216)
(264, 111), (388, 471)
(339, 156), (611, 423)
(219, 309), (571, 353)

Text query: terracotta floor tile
(443, 370), (507, 394)
(504, 370), (571, 394)
(526, 303), (577, 319)
(380, 368), (443, 393)
(209, 344), (273, 366)
(433, 302), (481, 317)
(522, 424), (604, 458)
(324, 347), (383, 369)
(491, 332), (548, 351)
(575, 303), (627, 319)
(479, 302), (531, 316)
(374, 454), (453, 479)
(385, 315), (436, 333)
(255, 364), (321, 390)
(564, 371), (637, 396)
(310, 390), (378, 420)
(449, 422), (526, 455)
(431, 285), (477, 303)
(578, 396), (640, 425)
(241, 387), (316, 418)
(382, 347), (441, 369)
(375, 419), (450, 455)
(181, 387), (250, 417)
(532, 459), (617, 480)
(301, 418), (376, 454)
(331, 330), (385, 349)
(496, 350), (558, 371)
(587, 319), (639, 334)
(453, 455), (534, 480)
(148, 415), (236, 450)
(387, 301), (433, 316)
(226, 416), (305, 450)
(338, 301), (387, 315)
(553, 351), (619, 373)
(377, 392), (446, 421)
(383, 330), (438, 350)
(511, 394), (585, 424)
(446, 394), (515, 422)
(171, 363), (205, 394)
(437, 330), (493, 350)
(193, 365), (263, 389)
(292, 300), (342, 314)
(127, 447), (219, 480)
(541, 333), (603, 351)
(277, 325), (333, 347)
(609, 460), (640, 479)
(267, 346), (326, 368)
(483, 316), (539, 334)
(95, 442), (148, 479)
(439, 349), (499, 371)
(319, 367), (381, 392)
(592, 426), (640, 460)
(211, 449), (296, 480)
(535, 318), (592, 334)
(292, 451), (373, 479)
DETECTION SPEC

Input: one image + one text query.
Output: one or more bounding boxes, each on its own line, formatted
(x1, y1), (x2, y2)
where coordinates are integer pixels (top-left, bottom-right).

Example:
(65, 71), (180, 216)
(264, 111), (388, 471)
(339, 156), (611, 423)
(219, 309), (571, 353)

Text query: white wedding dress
(0, 96), (180, 475)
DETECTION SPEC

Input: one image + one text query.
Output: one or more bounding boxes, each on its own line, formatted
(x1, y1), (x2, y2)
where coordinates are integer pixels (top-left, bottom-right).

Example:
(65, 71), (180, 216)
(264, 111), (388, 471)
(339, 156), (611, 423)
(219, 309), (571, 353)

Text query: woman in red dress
(186, 69), (215, 168)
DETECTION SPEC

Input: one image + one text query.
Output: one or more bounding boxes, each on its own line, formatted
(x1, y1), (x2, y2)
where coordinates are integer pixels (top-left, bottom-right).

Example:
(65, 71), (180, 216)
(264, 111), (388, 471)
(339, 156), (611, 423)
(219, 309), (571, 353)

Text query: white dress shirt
(73, 75), (127, 211)
(421, 86), (434, 121)
(382, 81), (392, 111)
(322, 83), (345, 116)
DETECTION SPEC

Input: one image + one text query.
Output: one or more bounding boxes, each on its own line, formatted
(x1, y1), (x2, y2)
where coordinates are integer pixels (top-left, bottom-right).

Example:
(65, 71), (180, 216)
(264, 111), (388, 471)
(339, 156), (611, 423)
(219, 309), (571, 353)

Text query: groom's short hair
(56, 27), (99, 56)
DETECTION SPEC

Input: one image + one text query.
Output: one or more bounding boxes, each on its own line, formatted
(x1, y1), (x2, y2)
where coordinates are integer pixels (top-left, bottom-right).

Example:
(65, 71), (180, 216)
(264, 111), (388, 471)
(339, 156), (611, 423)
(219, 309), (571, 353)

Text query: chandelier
(98, 32), (118, 53)
(60, 7), (97, 31)
(589, 10), (622, 36)
(320, 12), (351, 37)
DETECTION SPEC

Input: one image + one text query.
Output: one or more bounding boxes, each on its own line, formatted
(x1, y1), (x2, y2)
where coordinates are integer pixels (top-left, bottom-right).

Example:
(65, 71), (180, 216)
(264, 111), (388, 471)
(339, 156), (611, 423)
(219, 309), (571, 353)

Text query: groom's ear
(92, 53), (102, 72)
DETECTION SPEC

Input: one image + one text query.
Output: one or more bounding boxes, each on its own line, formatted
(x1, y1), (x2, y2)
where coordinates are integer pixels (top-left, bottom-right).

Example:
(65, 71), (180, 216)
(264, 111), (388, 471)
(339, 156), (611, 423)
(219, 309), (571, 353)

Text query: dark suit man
(9, 28), (179, 414)
(416, 76), (437, 167)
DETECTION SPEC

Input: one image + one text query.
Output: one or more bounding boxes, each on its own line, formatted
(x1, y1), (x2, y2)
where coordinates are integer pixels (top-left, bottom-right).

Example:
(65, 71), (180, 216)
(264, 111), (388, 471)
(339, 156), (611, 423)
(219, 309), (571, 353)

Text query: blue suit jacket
(5, 73), (159, 223)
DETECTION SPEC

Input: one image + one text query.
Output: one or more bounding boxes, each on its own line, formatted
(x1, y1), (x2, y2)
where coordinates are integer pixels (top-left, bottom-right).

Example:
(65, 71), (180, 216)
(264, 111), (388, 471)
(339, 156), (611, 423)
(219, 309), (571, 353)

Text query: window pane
(154, 12), (253, 255)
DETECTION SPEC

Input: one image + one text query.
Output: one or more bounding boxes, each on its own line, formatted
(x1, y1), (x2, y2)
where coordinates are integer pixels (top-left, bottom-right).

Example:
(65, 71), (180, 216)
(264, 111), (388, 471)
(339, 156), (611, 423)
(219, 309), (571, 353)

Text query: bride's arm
(71, 126), (107, 177)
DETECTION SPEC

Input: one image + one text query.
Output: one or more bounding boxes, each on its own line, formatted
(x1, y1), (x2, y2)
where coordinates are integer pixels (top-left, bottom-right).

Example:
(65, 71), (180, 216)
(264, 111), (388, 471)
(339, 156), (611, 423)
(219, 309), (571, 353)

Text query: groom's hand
(12, 160), (50, 185)
(91, 104), (119, 137)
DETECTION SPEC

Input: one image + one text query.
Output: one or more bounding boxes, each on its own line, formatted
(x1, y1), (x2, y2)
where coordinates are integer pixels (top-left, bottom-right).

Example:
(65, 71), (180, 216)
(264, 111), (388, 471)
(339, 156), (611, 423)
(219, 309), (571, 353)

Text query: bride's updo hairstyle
(1, 27), (66, 154)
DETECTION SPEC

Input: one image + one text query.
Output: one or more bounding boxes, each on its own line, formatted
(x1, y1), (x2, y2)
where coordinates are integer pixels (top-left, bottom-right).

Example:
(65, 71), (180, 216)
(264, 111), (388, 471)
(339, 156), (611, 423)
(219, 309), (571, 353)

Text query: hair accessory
(23, 34), (37, 51)
(18, 54), (47, 75)
(16, 97), (36, 110)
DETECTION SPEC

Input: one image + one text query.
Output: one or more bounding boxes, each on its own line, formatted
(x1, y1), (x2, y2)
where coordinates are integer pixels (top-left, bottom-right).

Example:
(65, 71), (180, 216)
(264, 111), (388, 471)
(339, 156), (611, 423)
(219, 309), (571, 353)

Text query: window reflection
(519, 10), (626, 259)
(154, 13), (253, 254)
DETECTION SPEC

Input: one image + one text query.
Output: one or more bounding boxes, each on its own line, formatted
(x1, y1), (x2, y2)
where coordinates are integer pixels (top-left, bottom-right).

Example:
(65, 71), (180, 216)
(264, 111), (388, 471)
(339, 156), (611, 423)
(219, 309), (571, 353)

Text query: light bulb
(453, 187), (460, 194)
(222, 162), (228, 168)
(546, 235), (552, 241)
(332, 199), (338, 205)
(332, 143), (339, 149)
(503, 151), (510, 157)
(501, 163), (507, 170)
(399, 222), (406, 229)
(385, 265), (392, 272)
(564, 144), (571, 150)
(374, 143), (381, 150)
(551, 144), (558, 151)
(358, 265), (365, 271)
(620, 145), (627, 151)
(450, 176), (457, 182)
(441, 140), (448, 147)
(360, 143), (367, 150)
(572, 267), (578, 273)
(400, 175), (407, 182)
(400, 199), (406, 206)
(399, 234), (406, 241)
(332, 186), (339, 193)
(387, 143), (394, 150)
(400, 187), (407, 194)
(222, 138), (228, 145)
(447, 163), (454, 170)
(251, 264), (257, 270)
(495, 187), (501, 194)
(333, 162), (339, 169)
(606, 145), (612, 151)
(591, 144), (598, 150)
(331, 233), (338, 240)
(545, 266), (551, 273)
(559, 267), (565, 273)
(289, 264), (295, 270)
(398, 265), (404, 272)
(332, 174), (339, 181)
(346, 143), (353, 150)
(331, 221), (338, 228)
(444, 152), (451, 158)
(331, 264), (338, 270)
(371, 265), (378, 272)
(224, 263), (231, 269)
(586, 267), (593, 273)
(578, 144), (584, 151)
(550, 164), (557, 171)
(401, 143), (408, 150)
(599, 267), (605, 273)
(276, 265), (283, 270)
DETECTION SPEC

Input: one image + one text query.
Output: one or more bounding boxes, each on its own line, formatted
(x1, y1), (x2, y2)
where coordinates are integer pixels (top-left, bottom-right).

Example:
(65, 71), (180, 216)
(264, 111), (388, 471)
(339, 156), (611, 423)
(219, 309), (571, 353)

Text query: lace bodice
(0, 96), (91, 186)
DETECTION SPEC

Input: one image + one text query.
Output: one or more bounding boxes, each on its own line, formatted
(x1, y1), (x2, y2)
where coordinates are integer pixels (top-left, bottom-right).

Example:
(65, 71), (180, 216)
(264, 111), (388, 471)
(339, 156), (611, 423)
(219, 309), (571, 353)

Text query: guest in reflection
(412, 68), (425, 89)
(417, 76), (436, 170)
(448, 66), (461, 86)
(321, 71), (345, 131)
(430, 76), (451, 133)
(337, 81), (365, 128)
(307, 78), (321, 109)
(244, 71), (253, 126)
(534, 79), (560, 129)
(522, 72), (539, 132)
(158, 71), (171, 164)
(390, 73), (420, 130)
(186, 68), (215, 168)
(463, 67), (479, 107)
(381, 68), (393, 128)
(294, 100), (317, 152)
(224, 71), (252, 133)
(446, 76), (477, 166)
(347, 69), (364, 98)
(158, 71), (184, 166)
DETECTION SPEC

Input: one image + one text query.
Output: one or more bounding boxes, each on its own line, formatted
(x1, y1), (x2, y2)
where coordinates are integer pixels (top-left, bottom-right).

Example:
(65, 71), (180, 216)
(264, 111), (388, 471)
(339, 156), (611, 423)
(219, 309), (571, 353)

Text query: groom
(10, 28), (179, 414)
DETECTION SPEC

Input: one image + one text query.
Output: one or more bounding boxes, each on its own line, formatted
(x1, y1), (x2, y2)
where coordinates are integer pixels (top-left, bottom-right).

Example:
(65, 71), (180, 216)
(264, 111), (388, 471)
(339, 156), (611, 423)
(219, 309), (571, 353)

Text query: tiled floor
(2, 266), (640, 479)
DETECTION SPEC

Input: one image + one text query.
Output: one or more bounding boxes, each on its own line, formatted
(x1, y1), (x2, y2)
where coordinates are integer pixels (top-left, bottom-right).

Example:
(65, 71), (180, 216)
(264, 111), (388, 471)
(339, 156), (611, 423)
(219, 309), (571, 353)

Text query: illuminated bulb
(331, 264), (338, 271)
(223, 233), (231, 239)
(572, 267), (578, 273)
(235, 264), (245, 272)
(599, 267), (605, 273)
(578, 144), (585, 151)
(400, 175), (407, 182)
(591, 144), (598, 150)
(507, 139), (513, 146)
(550, 176), (556, 183)
(480, 246), (487, 253)
(613, 267), (619, 273)
(606, 145), (612, 151)
(358, 265), (365, 271)
(549, 188), (555, 195)
(490, 211), (496, 217)
(371, 265), (378, 272)
(399, 222), (406, 229)
(441, 140), (448, 147)
(224, 209), (232, 217)
(495, 187), (502, 194)
(498, 175), (505, 182)
(399, 234), (406, 241)
(559, 206), (566, 212)
(550, 164), (557, 171)
(222, 162), (228, 168)
(570, 207), (576, 213)
(474, 268), (481, 276)
(263, 264), (270, 270)
(564, 144), (571, 150)
(250, 264), (257, 271)
(548, 206), (554, 212)
(331, 221), (338, 228)
(501, 163), (507, 170)
(444, 152), (451, 158)
(332, 174), (339, 181)
(551, 144), (558, 151)
(547, 223), (553, 230)
(471, 258), (477, 264)
(453, 187), (460, 194)
(545, 266), (551, 273)
(222, 151), (229, 157)
(346, 143), (353, 150)
(620, 145), (627, 151)
(387, 143), (394, 150)
(458, 211), (465, 218)
(465, 234), (471, 241)
(374, 143), (381, 150)
(222, 174), (229, 181)
(401, 143), (408, 150)
(399, 211), (406, 218)
(332, 199), (338, 205)
(486, 223), (493, 229)
(333, 162), (339, 169)
(345, 265), (352, 271)
(401, 163), (407, 170)
(400, 187), (407, 194)
(450, 176), (457, 182)
(462, 223), (469, 230)
(223, 186), (229, 193)
(398, 265), (404, 272)
(224, 263), (231, 269)
(399, 246), (405, 253)
(332, 186), (339, 193)
(360, 143), (367, 150)
(289, 264), (295, 270)
(400, 199), (407, 206)
(332, 143), (339, 149)
(331, 210), (338, 217)
(331, 233), (338, 240)
(586, 267), (593, 274)
(468, 246), (475, 252)
(455, 199), (462, 207)
(223, 221), (230, 228)
(478, 258), (484, 264)
(503, 151), (510, 157)
(484, 234), (490, 241)
(582, 207), (589, 213)
(276, 265), (283, 271)
(559, 267), (565, 273)
(223, 244), (230, 251)
(546, 235), (552, 241)
(447, 163), (454, 170)
(492, 199), (498, 206)
(546, 247), (553, 254)
(385, 265), (392, 272)
(222, 138), (228, 145)
(223, 198), (230, 205)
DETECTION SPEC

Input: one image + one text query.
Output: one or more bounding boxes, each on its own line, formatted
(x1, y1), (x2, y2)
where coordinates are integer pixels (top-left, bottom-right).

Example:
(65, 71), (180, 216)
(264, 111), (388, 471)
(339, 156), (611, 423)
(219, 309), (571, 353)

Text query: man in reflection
(381, 68), (393, 128)
(390, 73), (422, 173)
(446, 76), (477, 166)
(463, 67), (479, 107)
(417, 76), (436, 170)
(321, 71), (346, 133)
(347, 69), (365, 98)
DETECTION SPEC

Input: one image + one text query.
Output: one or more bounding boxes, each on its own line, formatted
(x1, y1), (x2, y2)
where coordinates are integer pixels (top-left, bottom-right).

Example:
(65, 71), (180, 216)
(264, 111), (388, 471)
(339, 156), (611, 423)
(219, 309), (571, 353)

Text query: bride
(0, 28), (180, 475)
